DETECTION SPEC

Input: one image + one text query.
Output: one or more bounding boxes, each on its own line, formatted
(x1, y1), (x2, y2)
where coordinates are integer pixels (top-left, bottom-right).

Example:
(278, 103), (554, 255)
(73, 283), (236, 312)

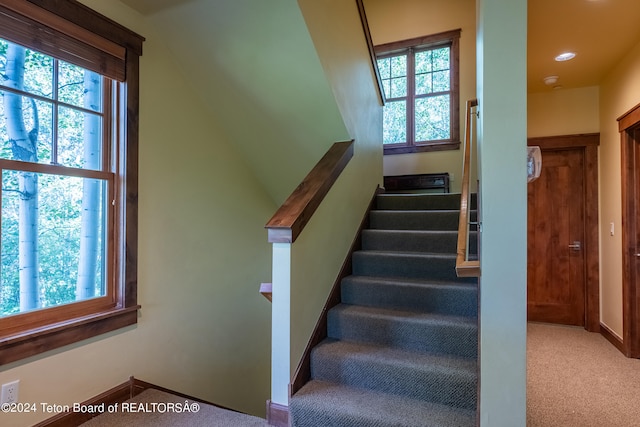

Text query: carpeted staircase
(290, 191), (478, 427)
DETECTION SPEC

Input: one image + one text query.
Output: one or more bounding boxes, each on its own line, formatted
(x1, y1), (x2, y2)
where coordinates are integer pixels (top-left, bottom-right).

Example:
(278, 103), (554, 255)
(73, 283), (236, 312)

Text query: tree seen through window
(0, 39), (107, 316)
(375, 30), (461, 154)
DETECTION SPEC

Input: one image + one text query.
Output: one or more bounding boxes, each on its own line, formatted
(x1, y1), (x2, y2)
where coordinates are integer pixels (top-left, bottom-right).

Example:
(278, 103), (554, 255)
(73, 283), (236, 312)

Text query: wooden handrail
(456, 99), (481, 277)
(265, 140), (354, 243)
(355, 0), (385, 106)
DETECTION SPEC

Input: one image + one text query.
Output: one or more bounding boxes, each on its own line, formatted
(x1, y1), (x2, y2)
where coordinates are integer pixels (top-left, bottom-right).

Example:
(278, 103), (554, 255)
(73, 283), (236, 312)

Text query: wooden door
(631, 128), (640, 353)
(621, 117), (640, 357)
(528, 148), (586, 326)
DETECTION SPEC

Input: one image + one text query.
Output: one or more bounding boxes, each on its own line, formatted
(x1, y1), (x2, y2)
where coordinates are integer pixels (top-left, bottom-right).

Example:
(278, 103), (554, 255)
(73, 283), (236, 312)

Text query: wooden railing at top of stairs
(456, 99), (481, 277)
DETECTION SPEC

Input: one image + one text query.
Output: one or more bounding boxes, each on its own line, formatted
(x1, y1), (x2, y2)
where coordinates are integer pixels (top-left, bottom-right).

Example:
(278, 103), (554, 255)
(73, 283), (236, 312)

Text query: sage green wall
(0, 0), (382, 424)
(139, 0), (350, 206)
(363, 0), (477, 193)
(288, 0), (382, 387)
(476, 0), (527, 425)
(0, 1), (277, 424)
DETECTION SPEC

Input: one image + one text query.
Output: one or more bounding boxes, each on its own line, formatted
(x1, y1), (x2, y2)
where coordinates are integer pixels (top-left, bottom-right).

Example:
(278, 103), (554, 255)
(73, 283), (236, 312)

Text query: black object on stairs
(290, 192), (479, 427)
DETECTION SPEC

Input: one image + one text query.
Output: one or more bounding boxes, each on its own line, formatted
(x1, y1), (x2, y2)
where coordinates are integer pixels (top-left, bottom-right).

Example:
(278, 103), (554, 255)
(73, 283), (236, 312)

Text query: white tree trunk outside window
(76, 71), (101, 300)
(3, 44), (39, 311)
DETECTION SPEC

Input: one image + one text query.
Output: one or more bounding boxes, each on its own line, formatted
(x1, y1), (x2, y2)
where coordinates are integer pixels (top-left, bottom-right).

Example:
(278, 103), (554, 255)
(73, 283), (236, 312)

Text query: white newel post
(271, 242), (292, 407)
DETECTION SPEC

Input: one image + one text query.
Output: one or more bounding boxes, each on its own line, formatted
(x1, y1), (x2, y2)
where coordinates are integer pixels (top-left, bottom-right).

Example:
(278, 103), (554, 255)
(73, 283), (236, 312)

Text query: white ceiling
(120, 0), (640, 94)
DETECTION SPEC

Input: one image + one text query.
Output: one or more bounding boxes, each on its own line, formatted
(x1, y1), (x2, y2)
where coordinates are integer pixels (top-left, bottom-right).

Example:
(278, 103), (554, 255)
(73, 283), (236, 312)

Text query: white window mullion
(407, 48), (416, 146)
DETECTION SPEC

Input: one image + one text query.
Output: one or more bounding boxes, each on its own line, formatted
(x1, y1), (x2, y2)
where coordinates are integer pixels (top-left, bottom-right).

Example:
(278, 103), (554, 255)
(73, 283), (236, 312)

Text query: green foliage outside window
(377, 45), (453, 147)
(0, 39), (106, 316)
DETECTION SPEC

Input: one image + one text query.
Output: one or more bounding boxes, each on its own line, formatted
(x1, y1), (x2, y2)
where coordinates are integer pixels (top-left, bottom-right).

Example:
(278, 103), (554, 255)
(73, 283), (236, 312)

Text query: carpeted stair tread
(362, 229), (478, 254)
(355, 249), (458, 258)
(328, 304), (477, 358)
(311, 338), (477, 409)
(341, 275), (477, 317)
(290, 380), (476, 427)
(352, 250), (475, 283)
(370, 210), (471, 231)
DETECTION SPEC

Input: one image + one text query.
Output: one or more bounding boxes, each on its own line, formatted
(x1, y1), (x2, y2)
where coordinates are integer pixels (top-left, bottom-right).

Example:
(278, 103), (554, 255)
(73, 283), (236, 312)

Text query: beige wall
(363, 0), (476, 193)
(528, 86), (599, 138)
(598, 38), (640, 337)
(527, 38), (640, 339)
(527, 34), (640, 340)
(0, 2), (278, 425)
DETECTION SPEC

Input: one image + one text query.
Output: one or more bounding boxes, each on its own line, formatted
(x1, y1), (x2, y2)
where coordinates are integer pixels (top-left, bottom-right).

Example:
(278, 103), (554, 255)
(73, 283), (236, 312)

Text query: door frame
(619, 102), (640, 358)
(527, 133), (600, 332)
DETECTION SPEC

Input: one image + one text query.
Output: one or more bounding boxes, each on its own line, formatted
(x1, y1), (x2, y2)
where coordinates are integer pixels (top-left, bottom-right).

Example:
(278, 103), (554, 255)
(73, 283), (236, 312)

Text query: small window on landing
(375, 30), (461, 155)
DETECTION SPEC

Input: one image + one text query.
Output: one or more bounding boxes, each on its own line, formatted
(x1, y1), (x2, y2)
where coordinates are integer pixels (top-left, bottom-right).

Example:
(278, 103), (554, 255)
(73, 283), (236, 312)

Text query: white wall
(476, 0), (527, 425)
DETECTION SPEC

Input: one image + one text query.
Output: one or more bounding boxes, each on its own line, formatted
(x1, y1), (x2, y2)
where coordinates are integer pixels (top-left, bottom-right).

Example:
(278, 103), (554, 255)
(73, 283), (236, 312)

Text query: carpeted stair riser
(310, 339), (477, 410)
(291, 381), (476, 427)
(370, 210), (477, 231)
(352, 251), (476, 283)
(340, 276), (477, 317)
(376, 193), (477, 211)
(327, 304), (478, 359)
(362, 229), (478, 254)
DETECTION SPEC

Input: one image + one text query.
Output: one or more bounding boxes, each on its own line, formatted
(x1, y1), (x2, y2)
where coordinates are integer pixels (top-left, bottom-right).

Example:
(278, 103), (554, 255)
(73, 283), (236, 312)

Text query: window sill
(383, 141), (460, 155)
(0, 305), (140, 365)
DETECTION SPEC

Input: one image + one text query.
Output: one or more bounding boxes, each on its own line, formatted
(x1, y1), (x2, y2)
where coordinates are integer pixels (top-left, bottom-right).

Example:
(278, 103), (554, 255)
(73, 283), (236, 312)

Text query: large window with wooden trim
(375, 30), (461, 155)
(0, 0), (143, 364)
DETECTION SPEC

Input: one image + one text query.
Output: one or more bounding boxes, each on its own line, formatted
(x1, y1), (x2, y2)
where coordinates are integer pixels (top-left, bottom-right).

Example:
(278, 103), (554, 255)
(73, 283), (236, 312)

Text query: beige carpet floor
(80, 388), (267, 427)
(81, 323), (640, 426)
(527, 322), (640, 427)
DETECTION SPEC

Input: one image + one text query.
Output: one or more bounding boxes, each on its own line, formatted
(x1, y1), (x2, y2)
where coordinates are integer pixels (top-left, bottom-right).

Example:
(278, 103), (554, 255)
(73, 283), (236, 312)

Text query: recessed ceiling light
(543, 75), (559, 85)
(555, 52), (576, 62)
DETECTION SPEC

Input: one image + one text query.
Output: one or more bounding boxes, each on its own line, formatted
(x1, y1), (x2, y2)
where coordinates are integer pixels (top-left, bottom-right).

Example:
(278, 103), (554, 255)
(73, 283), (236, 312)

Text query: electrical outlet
(1, 380), (19, 404)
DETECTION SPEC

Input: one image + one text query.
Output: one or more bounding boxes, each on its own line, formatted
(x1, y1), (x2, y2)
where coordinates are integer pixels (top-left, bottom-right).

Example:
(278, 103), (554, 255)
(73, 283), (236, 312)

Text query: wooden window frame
(0, 0), (144, 365)
(375, 29), (461, 155)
